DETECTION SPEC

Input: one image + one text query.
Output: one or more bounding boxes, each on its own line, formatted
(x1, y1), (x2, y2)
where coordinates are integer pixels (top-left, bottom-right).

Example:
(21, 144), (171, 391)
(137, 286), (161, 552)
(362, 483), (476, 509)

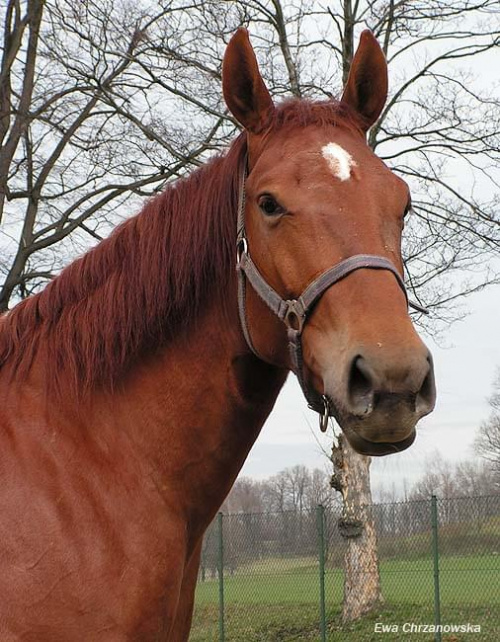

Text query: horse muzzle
(324, 348), (436, 456)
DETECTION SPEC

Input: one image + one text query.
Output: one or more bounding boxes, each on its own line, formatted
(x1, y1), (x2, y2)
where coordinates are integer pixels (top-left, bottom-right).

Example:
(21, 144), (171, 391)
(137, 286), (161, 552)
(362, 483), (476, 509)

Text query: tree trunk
(331, 434), (383, 623)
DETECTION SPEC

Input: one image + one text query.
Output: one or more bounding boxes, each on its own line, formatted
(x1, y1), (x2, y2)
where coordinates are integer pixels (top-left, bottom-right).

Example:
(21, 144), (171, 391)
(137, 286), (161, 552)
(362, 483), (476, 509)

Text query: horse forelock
(0, 98), (358, 397)
(269, 98), (363, 134)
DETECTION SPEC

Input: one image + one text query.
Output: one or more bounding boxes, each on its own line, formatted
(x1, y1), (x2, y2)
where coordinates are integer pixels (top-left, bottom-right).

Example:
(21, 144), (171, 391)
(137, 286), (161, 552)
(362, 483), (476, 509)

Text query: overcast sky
(240, 282), (500, 495)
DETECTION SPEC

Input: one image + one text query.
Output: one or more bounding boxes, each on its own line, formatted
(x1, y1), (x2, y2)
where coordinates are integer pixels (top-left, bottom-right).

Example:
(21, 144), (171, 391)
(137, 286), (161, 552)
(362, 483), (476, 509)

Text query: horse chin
(324, 391), (421, 456)
(340, 423), (416, 457)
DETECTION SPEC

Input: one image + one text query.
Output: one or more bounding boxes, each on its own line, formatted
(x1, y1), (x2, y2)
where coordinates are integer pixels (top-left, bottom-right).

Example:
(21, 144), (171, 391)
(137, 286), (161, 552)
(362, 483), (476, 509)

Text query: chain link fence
(191, 495), (500, 641)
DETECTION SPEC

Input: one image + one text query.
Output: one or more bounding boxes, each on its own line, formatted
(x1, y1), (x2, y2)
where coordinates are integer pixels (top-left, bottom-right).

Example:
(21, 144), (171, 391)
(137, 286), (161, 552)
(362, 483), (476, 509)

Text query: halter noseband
(235, 158), (427, 431)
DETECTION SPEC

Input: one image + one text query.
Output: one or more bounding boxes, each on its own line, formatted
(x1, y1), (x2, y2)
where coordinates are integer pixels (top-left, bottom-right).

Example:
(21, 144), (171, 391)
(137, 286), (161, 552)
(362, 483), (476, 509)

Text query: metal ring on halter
(320, 395), (330, 433)
(236, 237), (248, 265)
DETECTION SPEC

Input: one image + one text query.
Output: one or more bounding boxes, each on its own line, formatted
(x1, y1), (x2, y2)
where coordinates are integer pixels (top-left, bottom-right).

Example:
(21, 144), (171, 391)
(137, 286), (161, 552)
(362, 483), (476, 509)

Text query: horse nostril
(416, 357), (436, 416)
(348, 355), (375, 416)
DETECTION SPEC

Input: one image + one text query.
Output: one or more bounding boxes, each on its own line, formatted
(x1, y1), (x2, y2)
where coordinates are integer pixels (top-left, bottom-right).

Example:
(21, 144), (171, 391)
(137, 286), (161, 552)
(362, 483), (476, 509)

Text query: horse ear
(341, 30), (388, 132)
(222, 28), (275, 134)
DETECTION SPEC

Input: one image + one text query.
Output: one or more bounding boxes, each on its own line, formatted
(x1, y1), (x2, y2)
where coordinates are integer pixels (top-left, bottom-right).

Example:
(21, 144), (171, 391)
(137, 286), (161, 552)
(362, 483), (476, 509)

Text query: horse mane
(0, 98), (361, 397)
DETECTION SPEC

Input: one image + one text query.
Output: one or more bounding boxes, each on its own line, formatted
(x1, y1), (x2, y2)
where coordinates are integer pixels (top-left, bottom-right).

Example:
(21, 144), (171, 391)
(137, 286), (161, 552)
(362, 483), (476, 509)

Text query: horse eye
(258, 195), (283, 217)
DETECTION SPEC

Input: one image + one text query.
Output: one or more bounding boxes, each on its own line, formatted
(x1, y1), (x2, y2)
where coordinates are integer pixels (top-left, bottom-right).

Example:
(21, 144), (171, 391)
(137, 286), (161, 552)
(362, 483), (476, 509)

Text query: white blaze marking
(321, 142), (357, 181)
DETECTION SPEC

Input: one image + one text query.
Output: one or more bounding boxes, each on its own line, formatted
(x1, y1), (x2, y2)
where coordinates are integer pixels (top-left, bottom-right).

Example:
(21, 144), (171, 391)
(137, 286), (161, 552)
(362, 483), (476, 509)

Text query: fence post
(217, 512), (225, 642)
(431, 495), (441, 642)
(317, 504), (326, 642)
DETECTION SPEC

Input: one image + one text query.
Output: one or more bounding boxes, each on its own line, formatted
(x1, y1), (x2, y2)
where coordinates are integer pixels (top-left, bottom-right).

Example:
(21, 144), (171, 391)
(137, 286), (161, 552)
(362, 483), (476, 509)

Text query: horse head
(223, 29), (436, 456)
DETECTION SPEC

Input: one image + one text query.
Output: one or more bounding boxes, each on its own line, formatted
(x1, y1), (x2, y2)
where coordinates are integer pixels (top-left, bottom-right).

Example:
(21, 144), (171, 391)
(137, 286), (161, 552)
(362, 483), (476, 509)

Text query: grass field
(190, 554), (500, 641)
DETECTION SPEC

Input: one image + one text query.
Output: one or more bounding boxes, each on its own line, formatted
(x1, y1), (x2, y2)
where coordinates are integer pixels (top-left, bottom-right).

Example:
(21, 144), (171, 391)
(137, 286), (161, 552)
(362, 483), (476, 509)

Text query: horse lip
(342, 425), (416, 457)
(322, 392), (418, 456)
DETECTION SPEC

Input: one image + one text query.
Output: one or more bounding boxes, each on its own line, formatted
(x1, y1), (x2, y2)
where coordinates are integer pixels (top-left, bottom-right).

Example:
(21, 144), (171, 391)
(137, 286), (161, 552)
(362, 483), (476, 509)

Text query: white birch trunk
(331, 434), (383, 622)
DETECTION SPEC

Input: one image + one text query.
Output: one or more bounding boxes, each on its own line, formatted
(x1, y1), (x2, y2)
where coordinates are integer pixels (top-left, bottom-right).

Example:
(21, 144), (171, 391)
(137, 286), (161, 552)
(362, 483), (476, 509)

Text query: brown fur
(0, 29), (434, 640)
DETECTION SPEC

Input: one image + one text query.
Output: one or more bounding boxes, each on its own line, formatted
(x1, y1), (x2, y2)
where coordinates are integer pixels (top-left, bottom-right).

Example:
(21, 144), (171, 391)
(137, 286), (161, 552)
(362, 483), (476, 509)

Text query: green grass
(191, 554), (500, 641)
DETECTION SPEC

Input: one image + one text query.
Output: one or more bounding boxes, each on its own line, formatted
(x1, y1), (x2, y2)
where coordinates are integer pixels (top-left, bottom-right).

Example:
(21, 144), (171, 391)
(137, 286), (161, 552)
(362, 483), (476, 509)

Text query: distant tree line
(221, 465), (338, 515)
(221, 455), (498, 518)
(475, 368), (500, 488)
(198, 458), (499, 581)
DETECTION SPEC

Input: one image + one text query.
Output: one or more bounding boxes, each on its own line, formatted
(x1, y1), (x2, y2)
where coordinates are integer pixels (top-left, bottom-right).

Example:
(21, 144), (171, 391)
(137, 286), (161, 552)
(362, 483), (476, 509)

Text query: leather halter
(235, 158), (427, 430)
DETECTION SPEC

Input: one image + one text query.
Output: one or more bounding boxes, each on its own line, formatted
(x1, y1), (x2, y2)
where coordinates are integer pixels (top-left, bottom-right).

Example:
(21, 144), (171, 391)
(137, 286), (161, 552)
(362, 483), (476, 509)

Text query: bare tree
(283, 465), (310, 514)
(475, 369), (500, 486)
(409, 452), (498, 501)
(408, 452), (457, 500)
(305, 467), (338, 511)
(454, 458), (498, 496)
(0, 0), (232, 311)
(223, 477), (265, 513)
(331, 435), (384, 621)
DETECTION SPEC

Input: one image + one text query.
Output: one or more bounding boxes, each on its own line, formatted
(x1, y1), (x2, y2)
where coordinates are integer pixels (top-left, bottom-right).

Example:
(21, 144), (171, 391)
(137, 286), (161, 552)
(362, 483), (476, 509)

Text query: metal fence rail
(191, 494), (500, 641)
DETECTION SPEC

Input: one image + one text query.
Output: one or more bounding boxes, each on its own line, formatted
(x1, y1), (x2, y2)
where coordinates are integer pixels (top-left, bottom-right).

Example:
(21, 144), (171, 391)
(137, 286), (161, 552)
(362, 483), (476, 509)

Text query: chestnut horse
(0, 29), (435, 640)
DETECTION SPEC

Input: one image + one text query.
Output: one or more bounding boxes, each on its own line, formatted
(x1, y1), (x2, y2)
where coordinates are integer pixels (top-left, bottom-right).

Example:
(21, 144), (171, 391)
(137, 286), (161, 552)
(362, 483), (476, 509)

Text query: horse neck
(83, 287), (287, 533)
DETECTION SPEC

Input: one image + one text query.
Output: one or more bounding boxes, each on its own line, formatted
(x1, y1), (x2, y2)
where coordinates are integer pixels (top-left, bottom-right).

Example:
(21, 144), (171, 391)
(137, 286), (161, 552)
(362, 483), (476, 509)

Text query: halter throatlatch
(235, 158), (428, 431)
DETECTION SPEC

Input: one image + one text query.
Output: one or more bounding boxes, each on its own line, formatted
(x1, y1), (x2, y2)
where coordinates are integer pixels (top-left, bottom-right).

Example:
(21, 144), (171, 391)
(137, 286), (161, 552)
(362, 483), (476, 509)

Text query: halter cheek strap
(235, 159), (428, 428)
